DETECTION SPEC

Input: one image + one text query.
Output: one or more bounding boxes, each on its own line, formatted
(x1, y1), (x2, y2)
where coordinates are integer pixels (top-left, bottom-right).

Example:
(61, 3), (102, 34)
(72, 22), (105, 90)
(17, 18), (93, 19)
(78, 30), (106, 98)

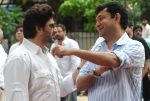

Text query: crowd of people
(0, 1), (150, 101)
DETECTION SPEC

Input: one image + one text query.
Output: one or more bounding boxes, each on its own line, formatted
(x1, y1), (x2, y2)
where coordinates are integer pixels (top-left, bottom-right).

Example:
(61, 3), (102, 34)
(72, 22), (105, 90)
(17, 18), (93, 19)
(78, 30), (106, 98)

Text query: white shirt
(0, 44), (7, 88)
(51, 37), (80, 77)
(142, 24), (150, 40)
(4, 38), (75, 101)
(9, 42), (20, 54)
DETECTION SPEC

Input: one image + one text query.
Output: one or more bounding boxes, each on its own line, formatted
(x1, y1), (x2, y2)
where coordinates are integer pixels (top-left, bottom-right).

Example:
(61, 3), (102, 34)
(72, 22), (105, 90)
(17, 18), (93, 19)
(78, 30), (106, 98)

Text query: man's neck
(57, 37), (65, 45)
(29, 38), (45, 48)
(144, 23), (147, 27)
(105, 29), (125, 49)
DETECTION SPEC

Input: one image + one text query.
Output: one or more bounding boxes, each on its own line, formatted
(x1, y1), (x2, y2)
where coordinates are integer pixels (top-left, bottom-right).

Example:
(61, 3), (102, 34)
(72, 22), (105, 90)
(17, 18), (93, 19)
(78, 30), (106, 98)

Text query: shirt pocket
(33, 70), (52, 88)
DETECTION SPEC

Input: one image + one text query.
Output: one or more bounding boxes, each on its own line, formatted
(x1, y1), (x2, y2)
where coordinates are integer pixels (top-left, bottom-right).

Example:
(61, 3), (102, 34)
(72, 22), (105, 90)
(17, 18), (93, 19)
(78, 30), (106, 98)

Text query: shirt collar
(22, 38), (49, 54)
(62, 36), (69, 45)
(114, 32), (130, 45)
(54, 36), (69, 45)
(96, 32), (130, 47)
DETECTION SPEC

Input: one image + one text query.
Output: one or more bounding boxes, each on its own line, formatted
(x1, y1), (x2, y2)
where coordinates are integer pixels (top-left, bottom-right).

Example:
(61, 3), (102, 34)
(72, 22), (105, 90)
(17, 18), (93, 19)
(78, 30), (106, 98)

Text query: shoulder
(66, 37), (78, 44)
(95, 37), (104, 46)
(8, 45), (31, 62)
(9, 42), (20, 53)
(65, 37), (79, 48)
(124, 38), (144, 53)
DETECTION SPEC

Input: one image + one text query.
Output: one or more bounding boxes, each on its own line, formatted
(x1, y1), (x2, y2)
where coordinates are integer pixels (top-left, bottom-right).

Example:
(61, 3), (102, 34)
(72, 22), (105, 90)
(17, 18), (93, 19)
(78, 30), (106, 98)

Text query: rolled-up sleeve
(113, 41), (145, 68)
(4, 56), (30, 101)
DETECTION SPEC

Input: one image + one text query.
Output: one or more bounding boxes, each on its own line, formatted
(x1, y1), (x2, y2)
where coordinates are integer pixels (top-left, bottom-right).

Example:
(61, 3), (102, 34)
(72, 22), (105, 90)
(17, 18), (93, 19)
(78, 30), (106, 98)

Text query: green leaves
(59, 0), (143, 31)
(0, 5), (23, 38)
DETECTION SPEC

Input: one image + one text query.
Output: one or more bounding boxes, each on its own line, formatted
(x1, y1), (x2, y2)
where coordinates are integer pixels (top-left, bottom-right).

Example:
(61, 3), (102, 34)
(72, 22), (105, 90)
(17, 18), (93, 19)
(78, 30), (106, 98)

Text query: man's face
(54, 27), (65, 41)
(16, 27), (24, 41)
(141, 19), (147, 26)
(96, 9), (116, 37)
(42, 18), (55, 43)
(133, 28), (142, 36)
(125, 26), (133, 37)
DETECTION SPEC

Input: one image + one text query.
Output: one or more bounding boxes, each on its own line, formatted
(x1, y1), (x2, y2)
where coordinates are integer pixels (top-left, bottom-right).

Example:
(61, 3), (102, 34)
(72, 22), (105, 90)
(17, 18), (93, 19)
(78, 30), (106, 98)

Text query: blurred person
(133, 25), (150, 101)
(9, 25), (24, 54)
(50, 24), (80, 101)
(52, 2), (145, 101)
(4, 4), (85, 101)
(141, 16), (150, 40)
(133, 25), (143, 37)
(125, 22), (133, 37)
(0, 28), (7, 101)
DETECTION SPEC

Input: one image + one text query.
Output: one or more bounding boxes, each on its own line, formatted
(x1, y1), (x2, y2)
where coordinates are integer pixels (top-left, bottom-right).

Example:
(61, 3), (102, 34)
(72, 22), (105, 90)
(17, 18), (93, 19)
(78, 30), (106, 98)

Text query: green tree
(0, 5), (23, 44)
(59, 0), (142, 31)
(141, 0), (150, 21)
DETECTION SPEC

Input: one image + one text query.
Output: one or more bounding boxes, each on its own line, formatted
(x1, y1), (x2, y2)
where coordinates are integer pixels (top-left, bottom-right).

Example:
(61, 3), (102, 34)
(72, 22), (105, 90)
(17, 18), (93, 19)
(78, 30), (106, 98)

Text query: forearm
(72, 59), (86, 84)
(72, 49), (120, 67)
(76, 75), (96, 92)
(72, 69), (80, 84)
(142, 59), (150, 78)
(76, 66), (111, 91)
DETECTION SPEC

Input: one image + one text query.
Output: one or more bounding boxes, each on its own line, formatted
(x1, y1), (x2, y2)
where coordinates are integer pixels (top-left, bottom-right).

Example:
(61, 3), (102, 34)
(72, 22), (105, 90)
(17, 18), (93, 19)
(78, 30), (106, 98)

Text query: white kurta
(4, 38), (75, 101)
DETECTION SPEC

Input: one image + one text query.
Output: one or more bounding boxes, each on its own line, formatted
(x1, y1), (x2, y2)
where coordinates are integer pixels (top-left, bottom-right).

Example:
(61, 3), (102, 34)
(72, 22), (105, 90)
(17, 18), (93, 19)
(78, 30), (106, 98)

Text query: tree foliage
(59, 0), (142, 31)
(0, 5), (24, 38)
(59, 0), (110, 31)
(141, 0), (150, 21)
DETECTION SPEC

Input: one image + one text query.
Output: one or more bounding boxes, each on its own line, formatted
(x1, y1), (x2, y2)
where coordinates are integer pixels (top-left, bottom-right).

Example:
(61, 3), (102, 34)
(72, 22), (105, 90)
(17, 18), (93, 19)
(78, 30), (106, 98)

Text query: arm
(4, 57), (30, 101)
(52, 45), (120, 67)
(60, 59), (85, 97)
(77, 66), (111, 91)
(142, 59), (150, 78)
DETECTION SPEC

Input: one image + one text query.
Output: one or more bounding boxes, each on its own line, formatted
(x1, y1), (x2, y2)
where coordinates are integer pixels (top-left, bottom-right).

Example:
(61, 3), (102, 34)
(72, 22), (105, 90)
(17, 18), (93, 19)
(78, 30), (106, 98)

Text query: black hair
(16, 25), (23, 31)
(96, 2), (128, 30)
(23, 4), (54, 39)
(55, 24), (66, 31)
(133, 25), (143, 32)
(140, 15), (148, 21)
(127, 22), (133, 28)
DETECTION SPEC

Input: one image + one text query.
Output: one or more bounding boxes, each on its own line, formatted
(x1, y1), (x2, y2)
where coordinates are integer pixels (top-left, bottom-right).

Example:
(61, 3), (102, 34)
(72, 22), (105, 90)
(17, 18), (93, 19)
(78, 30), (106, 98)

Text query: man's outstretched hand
(52, 45), (75, 58)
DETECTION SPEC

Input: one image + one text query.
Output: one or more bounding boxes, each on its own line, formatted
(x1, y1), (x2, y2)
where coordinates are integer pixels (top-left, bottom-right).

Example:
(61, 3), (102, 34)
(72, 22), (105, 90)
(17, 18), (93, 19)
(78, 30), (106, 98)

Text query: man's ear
(115, 13), (121, 24)
(35, 25), (42, 33)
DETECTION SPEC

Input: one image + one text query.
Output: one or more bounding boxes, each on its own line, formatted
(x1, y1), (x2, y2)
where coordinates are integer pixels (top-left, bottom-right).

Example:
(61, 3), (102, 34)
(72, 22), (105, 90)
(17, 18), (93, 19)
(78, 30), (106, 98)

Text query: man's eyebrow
(96, 14), (101, 20)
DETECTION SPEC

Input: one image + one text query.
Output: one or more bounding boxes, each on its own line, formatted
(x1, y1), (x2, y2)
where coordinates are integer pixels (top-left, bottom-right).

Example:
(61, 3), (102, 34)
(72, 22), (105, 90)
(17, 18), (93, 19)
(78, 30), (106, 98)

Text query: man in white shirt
(141, 16), (150, 40)
(9, 25), (24, 54)
(0, 28), (7, 101)
(4, 4), (81, 101)
(50, 24), (80, 101)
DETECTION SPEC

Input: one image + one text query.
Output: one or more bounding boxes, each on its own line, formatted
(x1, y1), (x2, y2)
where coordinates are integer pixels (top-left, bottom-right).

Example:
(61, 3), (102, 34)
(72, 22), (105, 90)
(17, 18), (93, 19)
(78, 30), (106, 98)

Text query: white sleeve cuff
(60, 74), (76, 97)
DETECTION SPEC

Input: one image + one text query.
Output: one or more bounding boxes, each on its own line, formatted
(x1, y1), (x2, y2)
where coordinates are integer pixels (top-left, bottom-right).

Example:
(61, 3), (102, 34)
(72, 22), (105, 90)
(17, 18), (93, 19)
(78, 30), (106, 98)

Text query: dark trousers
(61, 90), (77, 101)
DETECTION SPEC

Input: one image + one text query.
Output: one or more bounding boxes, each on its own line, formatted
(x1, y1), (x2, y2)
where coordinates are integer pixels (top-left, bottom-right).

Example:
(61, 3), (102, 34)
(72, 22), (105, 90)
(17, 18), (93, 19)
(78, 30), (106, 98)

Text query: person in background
(125, 22), (133, 37)
(141, 16), (150, 40)
(133, 25), (150, 101)
(50, 24), (80, 101)
(9, 25), (24, 54)
(52, 2), (145, 101)
(0, 28), (7, 101)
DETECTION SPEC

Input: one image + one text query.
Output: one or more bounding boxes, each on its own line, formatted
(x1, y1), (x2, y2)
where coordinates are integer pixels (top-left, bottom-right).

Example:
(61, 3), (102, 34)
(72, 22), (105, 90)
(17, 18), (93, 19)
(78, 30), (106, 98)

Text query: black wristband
(77, 67), (81, 71)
